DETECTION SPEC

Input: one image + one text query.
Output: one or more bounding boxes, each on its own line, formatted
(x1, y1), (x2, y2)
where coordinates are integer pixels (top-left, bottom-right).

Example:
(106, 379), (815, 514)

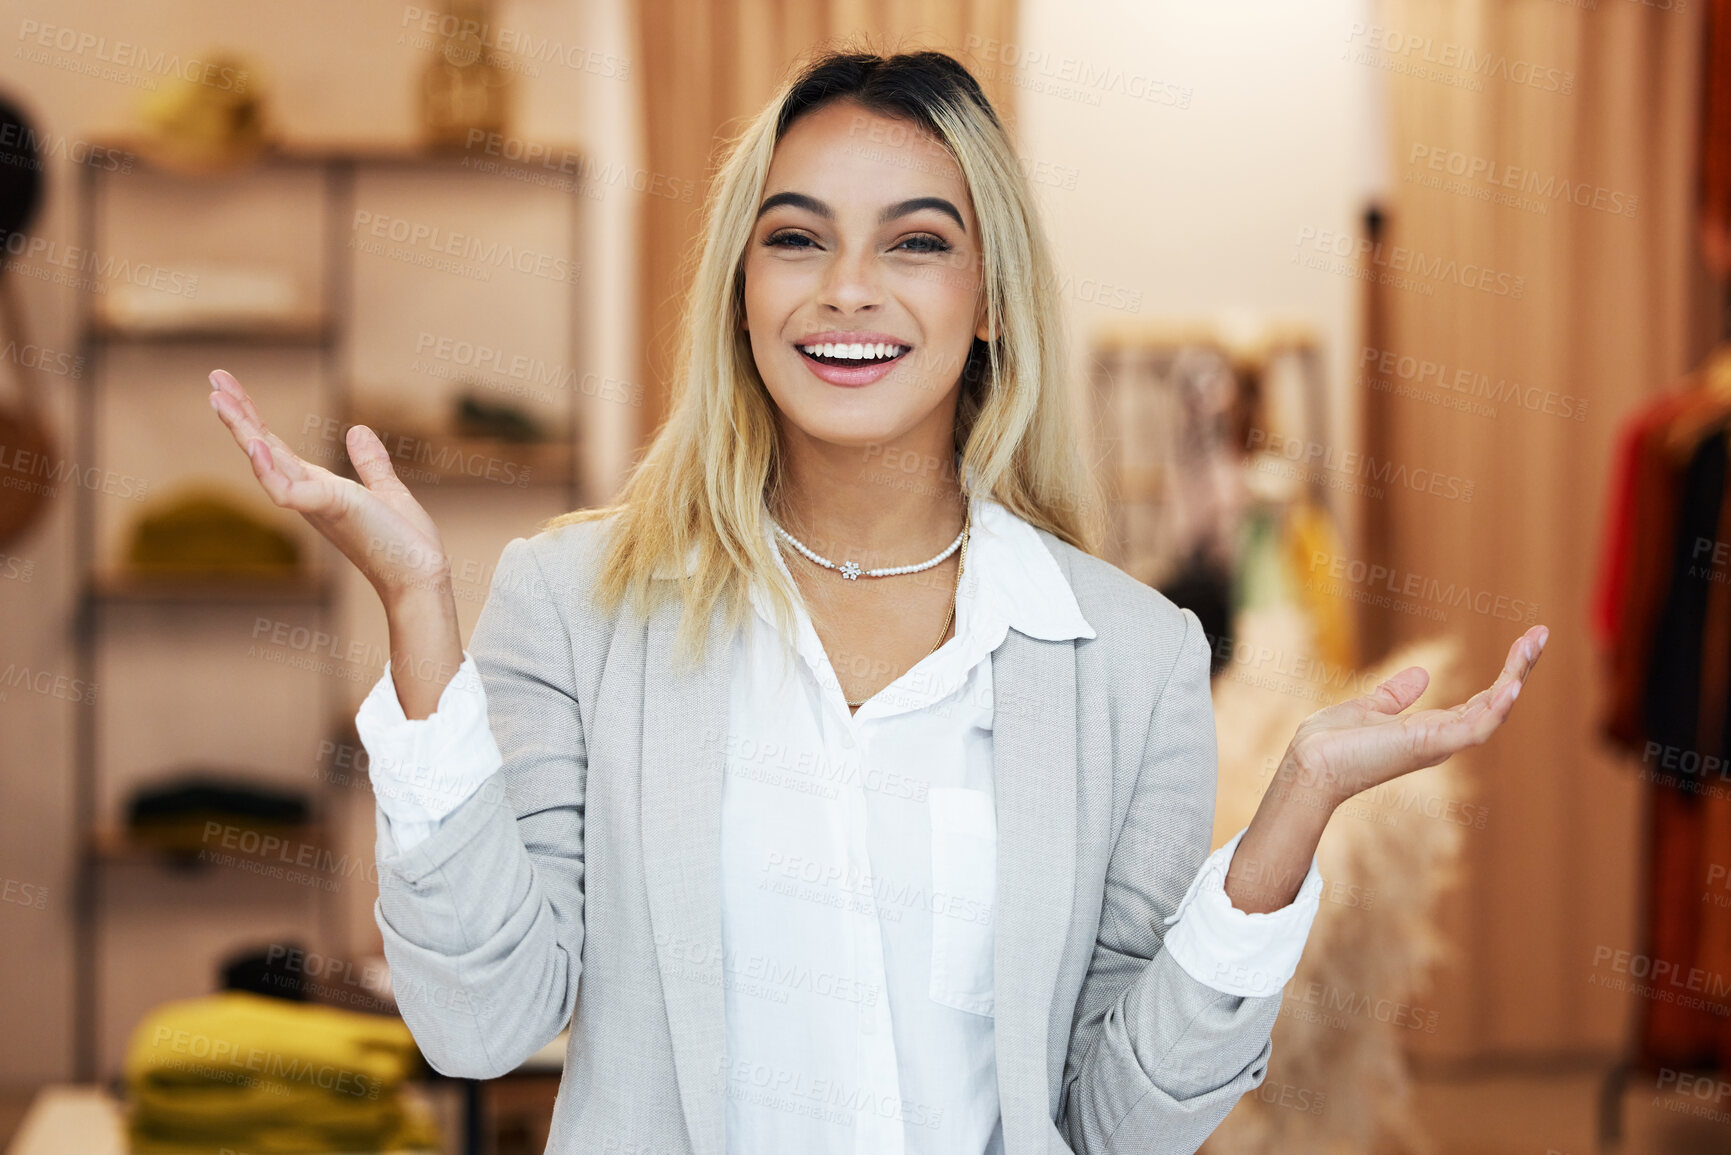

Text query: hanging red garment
(1599, 382), (1728, 752)
(1597, 367), (1731, 1068)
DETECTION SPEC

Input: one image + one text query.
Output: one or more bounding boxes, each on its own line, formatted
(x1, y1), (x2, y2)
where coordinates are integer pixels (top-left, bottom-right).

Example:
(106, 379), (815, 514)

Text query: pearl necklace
(769, 497), (970, 580)
(769, 499), (972, 708)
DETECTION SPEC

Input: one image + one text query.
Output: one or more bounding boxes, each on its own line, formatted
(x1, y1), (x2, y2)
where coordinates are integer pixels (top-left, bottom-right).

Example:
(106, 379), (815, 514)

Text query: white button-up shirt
(357, 496), (1324, 1155)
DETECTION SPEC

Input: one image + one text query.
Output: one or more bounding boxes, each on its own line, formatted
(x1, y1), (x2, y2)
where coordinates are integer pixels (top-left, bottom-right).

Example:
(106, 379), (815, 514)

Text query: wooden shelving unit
(68, 138), (587, 1083)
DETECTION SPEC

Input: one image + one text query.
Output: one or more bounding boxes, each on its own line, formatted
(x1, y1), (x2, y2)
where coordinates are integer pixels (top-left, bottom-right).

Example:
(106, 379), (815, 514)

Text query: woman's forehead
(764, 101), (970, 212)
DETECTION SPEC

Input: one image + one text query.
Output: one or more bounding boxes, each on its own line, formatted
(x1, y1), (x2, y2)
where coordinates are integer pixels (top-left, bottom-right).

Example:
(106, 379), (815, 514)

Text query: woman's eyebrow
(754, 191), (966, 233)
(881, 196), (965, 232)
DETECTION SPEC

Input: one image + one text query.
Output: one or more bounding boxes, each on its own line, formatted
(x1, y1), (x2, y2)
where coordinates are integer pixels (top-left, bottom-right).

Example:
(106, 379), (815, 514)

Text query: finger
(208, 378), (311, 484)
(346, 424), (410, 496)
(1408, 627), (1550, 760)
(209, 367), (242, 398)
(243, 436), (299, 507)
(1360, 665), (1430, 716)
(1482, 624), (1548, 709)
(1443, 626), (1547, 722)
(207, 370), (299, 461)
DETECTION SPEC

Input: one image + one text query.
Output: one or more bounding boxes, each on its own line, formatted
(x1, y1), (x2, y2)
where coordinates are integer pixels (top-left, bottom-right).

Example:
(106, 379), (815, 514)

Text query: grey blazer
(373, 517), (1283, 1155)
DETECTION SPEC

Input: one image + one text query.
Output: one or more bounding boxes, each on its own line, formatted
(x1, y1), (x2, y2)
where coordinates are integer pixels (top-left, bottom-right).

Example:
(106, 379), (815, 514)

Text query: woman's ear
(974, 300), (994, 343)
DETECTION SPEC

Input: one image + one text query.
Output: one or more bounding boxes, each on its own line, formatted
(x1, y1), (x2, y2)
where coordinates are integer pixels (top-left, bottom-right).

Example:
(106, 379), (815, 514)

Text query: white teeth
(799, 342), (908, 361)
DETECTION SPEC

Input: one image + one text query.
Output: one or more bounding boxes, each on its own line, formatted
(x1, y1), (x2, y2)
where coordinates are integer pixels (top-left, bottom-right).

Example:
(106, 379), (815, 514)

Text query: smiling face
(742, 99), (991, 458)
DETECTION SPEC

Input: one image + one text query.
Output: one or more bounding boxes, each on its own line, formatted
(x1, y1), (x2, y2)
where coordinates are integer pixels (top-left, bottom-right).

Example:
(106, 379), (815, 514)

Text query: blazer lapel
(640, 598), (731, 1155)
(991, 624), (1080, 1154)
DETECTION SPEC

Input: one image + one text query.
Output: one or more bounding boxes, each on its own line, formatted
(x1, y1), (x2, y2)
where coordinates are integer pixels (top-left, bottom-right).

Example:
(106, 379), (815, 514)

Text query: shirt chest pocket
(927, 786), (997, 1018)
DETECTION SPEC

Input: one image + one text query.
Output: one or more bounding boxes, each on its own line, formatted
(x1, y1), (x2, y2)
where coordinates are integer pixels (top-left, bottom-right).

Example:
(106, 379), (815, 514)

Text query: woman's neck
(771, 429), (966, 563)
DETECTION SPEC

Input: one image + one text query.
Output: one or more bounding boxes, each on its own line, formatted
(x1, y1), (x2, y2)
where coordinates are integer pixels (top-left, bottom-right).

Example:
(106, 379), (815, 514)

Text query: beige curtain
(631, 0), (1018, 441)
(1370, 0), (1710, 1061)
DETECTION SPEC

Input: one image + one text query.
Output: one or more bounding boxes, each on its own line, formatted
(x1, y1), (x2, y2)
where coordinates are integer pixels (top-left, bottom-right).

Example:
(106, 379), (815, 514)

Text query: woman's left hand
(1282, 623), (1548, 809)
(1222, 623), (1548, 916)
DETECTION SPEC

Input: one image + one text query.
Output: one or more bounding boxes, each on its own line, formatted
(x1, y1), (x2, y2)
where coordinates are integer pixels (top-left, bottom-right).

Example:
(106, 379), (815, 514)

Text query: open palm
(205, 369), (449, 602)
(1285, 624), (1549, 806)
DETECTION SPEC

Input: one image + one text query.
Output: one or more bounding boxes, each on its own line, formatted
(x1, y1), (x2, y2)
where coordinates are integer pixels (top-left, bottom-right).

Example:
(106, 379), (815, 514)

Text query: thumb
(346, 424), (405, 493)
(1362, 665), (1429, 716)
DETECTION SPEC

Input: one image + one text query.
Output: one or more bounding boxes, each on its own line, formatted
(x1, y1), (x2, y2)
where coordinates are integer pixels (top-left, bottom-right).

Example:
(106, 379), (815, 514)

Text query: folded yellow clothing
(124, 991), (435, 1152)
(129, 1097), (440, 1155)
(128, 1104), (440, 1155)
(132, 1077), (404, 1136)
(128, 991), (421, 1095)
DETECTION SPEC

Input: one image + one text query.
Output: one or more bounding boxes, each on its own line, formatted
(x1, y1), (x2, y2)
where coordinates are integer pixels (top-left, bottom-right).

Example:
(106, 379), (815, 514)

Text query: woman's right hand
(206, 368), (449, 607)
(207, 368), (464, 717)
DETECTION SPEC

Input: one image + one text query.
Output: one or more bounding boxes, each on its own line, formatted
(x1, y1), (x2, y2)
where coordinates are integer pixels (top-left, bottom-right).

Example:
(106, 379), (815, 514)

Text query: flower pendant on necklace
(841, 560), (862, 580)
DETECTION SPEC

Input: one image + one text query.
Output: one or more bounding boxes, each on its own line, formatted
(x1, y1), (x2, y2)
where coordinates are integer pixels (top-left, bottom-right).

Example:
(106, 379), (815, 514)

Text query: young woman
(206, 49), (1545, 1155)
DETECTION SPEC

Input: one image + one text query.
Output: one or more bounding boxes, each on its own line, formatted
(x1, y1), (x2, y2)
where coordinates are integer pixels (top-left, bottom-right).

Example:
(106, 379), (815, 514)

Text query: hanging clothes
(1593, 351), (1731, 1069)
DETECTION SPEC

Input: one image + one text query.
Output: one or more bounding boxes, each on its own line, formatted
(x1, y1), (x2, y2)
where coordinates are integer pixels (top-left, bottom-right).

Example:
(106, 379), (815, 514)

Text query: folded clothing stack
(126, 486), (301, 577)
(125, 991), (439, 1154)
(127, 773), (311, 858)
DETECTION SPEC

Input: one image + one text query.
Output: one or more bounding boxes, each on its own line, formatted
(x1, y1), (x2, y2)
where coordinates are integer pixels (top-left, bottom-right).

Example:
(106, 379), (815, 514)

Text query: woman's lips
(794, 343), (911, 387)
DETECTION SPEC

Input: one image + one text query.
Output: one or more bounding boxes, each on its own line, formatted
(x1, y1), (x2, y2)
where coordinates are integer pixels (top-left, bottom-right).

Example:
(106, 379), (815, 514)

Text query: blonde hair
(544, 45), (1103, 664)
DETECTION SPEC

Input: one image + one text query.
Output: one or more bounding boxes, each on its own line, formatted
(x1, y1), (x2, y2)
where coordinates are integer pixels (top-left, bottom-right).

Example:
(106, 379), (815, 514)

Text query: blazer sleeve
(371, 534), (587, 1079)
(1057, 605), (1281, 1154)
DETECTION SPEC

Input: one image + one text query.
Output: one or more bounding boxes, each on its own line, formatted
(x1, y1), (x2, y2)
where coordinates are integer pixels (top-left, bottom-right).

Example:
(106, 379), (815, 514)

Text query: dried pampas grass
(1199, 602), (1470, 1155)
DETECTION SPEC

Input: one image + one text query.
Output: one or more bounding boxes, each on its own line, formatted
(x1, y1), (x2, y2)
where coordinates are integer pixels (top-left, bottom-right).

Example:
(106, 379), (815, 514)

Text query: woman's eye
(765, 230), (816, 249)
(896, 234), (951, 254)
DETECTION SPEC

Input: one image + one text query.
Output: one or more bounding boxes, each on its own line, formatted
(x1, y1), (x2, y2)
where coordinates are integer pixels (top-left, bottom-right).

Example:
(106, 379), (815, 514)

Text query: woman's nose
(817, 244), (883, 312)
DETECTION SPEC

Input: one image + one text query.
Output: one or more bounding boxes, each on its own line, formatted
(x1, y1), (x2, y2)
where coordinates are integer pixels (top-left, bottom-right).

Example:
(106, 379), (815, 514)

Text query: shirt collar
(961, 495), (1096, 644)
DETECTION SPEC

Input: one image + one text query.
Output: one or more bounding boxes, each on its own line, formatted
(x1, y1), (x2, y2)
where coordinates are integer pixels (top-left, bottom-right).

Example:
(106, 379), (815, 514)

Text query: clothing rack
(1597, 279), (1731, 1149)
(1087, 318), (1332, 588)
(1087, 318), (1347, 674)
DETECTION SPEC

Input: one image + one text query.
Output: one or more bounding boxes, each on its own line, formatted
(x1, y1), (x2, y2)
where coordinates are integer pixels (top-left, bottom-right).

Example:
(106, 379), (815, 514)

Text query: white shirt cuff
(1161, 825), (1323, 998)
(355, 649), (502, 852)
